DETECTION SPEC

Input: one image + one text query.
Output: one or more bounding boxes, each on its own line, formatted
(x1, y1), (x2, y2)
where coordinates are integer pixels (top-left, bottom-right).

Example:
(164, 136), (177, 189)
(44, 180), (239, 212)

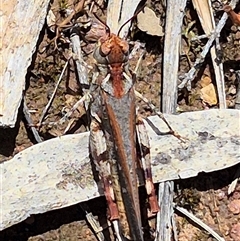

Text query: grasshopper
(89, 14), (159, 241)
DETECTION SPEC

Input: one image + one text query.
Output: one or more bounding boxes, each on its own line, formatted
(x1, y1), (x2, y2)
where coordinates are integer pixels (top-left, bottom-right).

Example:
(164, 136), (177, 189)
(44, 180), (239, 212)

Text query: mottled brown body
(90, 31), (159, 240)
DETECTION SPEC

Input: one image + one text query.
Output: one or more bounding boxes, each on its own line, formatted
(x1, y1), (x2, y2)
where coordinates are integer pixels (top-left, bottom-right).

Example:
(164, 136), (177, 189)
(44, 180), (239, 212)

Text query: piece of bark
(1, 109), (239, 231)
(0, 0), (51, 127)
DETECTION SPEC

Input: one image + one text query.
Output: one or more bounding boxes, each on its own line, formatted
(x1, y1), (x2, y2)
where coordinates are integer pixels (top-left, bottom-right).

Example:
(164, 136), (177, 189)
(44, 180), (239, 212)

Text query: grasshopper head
(92, 6), (145, 65)
(93, 33), (129, 65)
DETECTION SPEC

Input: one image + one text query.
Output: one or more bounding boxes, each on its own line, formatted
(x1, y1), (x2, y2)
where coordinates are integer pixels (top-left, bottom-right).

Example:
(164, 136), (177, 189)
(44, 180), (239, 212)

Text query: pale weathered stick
(1, 109), (239, 231)
(0, 0), (50, 127)
(70, 31), (89, 91)
(155, 182), (174, 241)
(178, 0), (238, 90)
(158, 1), (187, 240)
(228, 71), (240, 194)
(162, 0), (187, 114)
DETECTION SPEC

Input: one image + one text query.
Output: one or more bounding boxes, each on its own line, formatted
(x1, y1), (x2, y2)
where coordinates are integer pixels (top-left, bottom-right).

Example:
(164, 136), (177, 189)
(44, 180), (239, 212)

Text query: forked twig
(178, 0), (238, 89)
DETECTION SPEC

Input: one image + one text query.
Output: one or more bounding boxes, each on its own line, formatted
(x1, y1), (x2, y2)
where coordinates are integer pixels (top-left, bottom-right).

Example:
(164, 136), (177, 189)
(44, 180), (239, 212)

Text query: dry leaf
(200, 76), (212, 88)
(200, 83), (217, 106)
(137, 7), (164, 36)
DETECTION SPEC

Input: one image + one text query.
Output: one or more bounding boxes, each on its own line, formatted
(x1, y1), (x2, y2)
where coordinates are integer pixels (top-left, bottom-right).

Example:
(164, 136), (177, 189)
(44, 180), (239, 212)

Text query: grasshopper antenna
(117, 3), (146, 37)
(93, 13), (111, 36)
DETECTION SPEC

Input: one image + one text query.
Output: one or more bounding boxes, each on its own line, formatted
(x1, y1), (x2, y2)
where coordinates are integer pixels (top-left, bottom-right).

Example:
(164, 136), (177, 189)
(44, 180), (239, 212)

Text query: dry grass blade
(158, 1), (187, 241)
(0, 0), (50, 127)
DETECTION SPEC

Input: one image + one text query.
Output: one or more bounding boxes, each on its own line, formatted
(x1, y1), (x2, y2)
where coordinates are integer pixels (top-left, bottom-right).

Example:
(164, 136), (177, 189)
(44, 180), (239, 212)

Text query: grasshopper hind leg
(90, 118), (119, 220)
(90, 118), (130, 241)
(136, 116), (160, 214)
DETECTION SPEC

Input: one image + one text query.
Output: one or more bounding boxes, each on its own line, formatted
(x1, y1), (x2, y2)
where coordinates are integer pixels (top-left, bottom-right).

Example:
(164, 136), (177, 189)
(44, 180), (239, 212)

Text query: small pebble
(235, 31), (240, 40)
(230, 223), (240, 241)
(228, 199), (240, 214)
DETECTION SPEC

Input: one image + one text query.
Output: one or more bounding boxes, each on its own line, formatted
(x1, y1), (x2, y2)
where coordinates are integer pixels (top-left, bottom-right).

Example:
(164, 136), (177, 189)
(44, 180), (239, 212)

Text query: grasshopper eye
(93, 46), (108, 64)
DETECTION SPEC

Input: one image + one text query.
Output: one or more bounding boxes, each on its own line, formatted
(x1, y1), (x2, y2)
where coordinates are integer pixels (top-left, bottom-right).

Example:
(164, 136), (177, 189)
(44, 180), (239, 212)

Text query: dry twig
(174, 205), (225, 241)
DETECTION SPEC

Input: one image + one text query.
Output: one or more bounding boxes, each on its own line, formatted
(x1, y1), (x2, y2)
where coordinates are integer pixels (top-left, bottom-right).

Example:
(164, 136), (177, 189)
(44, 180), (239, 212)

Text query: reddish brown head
(93, 7), (145, 98)
(93, 6), (145, 65)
